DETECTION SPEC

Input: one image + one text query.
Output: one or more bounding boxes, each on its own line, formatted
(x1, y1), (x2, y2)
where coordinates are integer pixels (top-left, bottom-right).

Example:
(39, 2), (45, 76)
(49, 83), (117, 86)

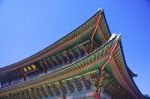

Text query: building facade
(0, 9), (144, 99)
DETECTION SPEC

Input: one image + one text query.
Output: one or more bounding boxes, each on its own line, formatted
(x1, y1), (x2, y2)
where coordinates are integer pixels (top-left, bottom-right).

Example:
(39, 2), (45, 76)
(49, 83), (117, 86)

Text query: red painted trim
(94, 94), (100, 99)
(113, 61), (139, 99)
(101, 56), (112, 71)
(101, 43), (118, 71)
(91, 14), (101, 42)
(90, 14), (102, 52)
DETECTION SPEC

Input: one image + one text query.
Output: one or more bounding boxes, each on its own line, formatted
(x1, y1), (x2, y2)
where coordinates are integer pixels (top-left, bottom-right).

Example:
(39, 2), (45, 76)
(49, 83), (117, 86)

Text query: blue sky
(0, 0), (150, 95)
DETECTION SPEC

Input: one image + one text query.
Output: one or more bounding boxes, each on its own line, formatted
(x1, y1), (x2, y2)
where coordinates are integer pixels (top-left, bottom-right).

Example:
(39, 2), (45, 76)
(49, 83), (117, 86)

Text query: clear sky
(0, 0), (150, 96)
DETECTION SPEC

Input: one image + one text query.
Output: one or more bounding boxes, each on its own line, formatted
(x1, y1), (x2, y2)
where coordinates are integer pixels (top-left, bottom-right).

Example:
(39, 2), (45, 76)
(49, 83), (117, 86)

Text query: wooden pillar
(90, 72), (101, 99)
(94, 93), (100, 99)
(62, 95), (66, 99)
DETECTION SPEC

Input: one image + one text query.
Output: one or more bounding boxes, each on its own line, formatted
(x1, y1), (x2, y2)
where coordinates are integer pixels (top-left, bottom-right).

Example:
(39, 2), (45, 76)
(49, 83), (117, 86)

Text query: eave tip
(116, 33), (121, 42)
(97, 8), (103, 12)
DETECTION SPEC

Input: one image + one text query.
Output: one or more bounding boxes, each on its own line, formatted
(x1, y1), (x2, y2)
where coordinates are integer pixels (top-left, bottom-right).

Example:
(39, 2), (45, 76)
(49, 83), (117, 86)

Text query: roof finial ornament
(97, 8), (103, 12)
(109, 33), (117, 41)
(116, 33), (121, 42)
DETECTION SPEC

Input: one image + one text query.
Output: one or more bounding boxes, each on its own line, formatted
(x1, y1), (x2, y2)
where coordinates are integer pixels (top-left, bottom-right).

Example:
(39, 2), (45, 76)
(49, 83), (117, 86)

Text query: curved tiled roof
(0, 9), (144, 99)
(0, 9), (111, 73)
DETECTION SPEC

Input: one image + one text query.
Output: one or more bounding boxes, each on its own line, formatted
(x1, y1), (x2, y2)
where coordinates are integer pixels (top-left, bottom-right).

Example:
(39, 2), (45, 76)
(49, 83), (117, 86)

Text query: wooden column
(94, 93), (100, 99)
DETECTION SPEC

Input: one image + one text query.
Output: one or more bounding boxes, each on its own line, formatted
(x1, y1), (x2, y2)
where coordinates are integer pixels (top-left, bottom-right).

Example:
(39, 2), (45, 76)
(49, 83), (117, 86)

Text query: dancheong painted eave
(0, 9), (110, 73)
(0, 9), (145, 99)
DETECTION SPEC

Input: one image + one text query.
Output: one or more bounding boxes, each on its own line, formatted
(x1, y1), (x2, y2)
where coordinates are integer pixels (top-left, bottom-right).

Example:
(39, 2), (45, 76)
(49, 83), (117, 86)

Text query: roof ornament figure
(97, 8), (103, 12)
(116, 33), (121, 42)
(109, 33), (117, 41)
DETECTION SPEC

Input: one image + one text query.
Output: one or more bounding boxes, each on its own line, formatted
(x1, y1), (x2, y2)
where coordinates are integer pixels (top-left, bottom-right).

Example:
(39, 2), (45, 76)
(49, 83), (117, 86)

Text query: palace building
(0, 9), (144, 99)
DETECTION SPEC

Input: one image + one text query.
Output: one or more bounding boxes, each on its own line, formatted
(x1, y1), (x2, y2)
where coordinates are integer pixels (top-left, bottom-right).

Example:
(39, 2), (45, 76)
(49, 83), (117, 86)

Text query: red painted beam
(101, 43), (118, 71)
(90, 14), (102, 52)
